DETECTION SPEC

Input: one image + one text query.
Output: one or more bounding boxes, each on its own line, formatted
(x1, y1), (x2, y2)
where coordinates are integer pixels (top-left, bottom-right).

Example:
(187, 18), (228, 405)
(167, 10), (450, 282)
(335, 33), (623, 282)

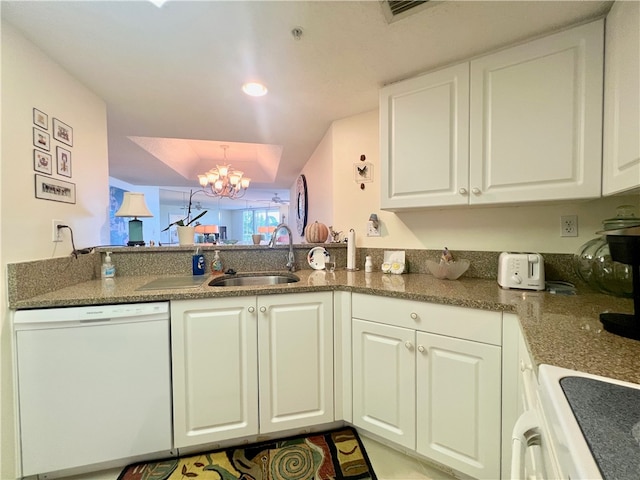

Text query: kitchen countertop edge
(10, 270), (638, 384)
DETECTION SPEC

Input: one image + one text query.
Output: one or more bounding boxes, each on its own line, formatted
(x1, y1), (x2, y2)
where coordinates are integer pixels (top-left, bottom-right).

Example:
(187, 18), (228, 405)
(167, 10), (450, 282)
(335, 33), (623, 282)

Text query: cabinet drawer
(352, 293), (501, 346)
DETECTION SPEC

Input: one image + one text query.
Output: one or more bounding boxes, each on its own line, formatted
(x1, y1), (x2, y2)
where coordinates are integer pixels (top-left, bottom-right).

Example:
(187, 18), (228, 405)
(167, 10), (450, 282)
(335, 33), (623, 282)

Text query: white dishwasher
(14, 302), (173, 478)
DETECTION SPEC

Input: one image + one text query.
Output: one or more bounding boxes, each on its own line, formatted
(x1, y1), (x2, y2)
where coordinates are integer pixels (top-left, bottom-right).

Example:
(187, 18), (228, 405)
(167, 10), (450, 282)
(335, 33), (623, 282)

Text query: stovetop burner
(560, 376), (640, 480)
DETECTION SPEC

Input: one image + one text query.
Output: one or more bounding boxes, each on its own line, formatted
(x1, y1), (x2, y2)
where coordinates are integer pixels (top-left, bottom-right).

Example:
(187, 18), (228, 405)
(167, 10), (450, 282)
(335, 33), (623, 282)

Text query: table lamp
(115, 192), (153, 246)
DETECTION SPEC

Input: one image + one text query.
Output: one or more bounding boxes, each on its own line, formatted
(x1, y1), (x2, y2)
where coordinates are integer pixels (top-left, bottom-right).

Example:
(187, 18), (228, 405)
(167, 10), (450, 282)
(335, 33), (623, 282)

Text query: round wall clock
(296, 174), (308, 235)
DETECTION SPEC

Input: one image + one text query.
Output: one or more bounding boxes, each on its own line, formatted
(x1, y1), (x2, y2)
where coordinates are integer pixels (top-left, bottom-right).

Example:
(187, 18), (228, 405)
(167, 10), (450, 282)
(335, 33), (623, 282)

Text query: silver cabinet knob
(259, 306), (267, 313)
(417, 345), (426, 353)
(248, 306), (255, 313)
(471, 187), (481, 195)
(404, 341), (413, 350)
(458, 188), (468, 195)
(410, 312), (418, 320)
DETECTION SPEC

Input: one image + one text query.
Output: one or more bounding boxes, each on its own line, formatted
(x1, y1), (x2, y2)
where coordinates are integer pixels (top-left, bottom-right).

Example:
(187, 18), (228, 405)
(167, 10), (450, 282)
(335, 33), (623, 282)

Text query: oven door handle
(511, 409), (544, 480)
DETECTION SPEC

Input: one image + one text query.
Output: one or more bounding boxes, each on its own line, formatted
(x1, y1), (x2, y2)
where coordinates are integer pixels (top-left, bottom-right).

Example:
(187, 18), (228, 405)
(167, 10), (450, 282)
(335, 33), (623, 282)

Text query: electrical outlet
(561, 215), (578, 237)
(52, 220), (64, 242)
(366, 220), (381, 237)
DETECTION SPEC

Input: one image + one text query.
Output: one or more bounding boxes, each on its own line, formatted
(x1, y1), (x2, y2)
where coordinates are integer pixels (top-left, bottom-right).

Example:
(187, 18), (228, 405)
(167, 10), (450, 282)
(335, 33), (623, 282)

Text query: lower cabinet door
(416, 332), (502, 479)
(258, 292), (334, 433)
(171, 298), (259, 447)
(352, 319), (416, 449)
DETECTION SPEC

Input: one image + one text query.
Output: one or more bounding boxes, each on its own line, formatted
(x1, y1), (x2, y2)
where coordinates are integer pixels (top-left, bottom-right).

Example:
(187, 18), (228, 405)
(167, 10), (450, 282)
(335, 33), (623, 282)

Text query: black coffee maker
(600, 225), (640, 340)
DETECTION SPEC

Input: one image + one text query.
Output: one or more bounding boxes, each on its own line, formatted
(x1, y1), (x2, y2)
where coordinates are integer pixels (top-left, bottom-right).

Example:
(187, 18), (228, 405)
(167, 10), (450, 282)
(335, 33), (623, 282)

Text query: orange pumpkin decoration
(304, 221), (329, 243)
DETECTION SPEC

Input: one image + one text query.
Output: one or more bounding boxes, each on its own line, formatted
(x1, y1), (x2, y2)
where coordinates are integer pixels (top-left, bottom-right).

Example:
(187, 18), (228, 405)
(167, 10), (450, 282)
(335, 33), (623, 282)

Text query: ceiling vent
(381, 0), (441, 23)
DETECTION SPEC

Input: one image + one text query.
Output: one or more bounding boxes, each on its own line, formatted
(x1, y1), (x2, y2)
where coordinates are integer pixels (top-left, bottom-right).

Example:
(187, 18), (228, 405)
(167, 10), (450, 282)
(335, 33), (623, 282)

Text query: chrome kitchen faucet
(269, 223), (297, 272)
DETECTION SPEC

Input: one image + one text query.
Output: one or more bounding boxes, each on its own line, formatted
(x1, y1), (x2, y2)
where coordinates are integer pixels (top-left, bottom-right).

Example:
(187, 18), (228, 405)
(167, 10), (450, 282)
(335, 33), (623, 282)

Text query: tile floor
(360, 436), (458, 480)
(63, 436), (458, 480)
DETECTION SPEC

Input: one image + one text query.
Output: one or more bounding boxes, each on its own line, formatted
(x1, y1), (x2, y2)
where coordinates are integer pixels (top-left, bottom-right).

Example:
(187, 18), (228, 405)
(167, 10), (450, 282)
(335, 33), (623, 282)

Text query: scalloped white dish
(307, 246), (330, 270)
(426, 259), (470, 280)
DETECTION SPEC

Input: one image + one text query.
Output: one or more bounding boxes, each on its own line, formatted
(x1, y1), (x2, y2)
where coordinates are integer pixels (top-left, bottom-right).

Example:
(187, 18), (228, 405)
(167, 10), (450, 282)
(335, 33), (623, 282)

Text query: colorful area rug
(118, 426), (377, 480)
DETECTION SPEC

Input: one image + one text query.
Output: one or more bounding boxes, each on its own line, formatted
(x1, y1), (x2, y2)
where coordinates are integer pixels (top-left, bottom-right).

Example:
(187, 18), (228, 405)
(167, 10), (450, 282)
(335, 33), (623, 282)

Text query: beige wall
(1, 22), (109, 479)
(292, 122), (334, 243)
(310, 109), (639, 265)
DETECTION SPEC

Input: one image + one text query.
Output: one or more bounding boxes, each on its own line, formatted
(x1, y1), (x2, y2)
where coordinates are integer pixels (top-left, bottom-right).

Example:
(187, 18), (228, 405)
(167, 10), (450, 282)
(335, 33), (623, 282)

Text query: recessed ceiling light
(242, 82), (268, 97)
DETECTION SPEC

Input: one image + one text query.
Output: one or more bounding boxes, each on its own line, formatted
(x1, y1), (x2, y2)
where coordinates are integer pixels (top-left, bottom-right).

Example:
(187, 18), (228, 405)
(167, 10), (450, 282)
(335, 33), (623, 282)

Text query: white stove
(536, 365), (640, 480)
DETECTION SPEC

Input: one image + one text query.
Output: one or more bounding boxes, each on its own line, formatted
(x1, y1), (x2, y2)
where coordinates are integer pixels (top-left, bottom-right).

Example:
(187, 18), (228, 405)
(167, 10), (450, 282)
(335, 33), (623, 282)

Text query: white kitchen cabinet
(171, 292), (334, 448)
(380, 20), (604, 209)
(258, 292), (335, 433)
(351, 293), (502, 479)
(352, 319), (416, 449)
(380, 63), (470, 209)
(416, 332), (501, 479)
(469, 20), (603, 204)
(516, 323), (537, 414)
(171, 296), (259, 447)
(603, 1), (640, 195)
(502, 313), (540, 478)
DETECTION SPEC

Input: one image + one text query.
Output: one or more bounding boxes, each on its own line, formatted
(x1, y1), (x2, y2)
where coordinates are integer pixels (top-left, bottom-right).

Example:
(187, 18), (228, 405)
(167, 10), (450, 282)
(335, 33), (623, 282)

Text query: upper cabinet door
(603, 1), (640, 195)
(469, 20), (604, 205)
(380, 63), (470, 209)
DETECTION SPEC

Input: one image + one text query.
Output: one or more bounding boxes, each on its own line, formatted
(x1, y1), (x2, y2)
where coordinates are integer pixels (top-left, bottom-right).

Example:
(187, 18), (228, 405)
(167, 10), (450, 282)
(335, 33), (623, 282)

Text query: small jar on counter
(365, 256), (373, 273)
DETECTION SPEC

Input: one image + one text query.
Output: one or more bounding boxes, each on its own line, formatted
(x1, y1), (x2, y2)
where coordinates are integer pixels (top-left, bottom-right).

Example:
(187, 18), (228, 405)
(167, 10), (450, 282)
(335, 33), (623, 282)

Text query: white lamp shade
(115, 192), (153, 218)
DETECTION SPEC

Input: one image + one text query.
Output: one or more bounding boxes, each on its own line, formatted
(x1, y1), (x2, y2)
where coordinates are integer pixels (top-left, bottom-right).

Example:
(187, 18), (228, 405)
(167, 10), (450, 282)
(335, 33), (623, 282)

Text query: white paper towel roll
(347, 229), (356, 270)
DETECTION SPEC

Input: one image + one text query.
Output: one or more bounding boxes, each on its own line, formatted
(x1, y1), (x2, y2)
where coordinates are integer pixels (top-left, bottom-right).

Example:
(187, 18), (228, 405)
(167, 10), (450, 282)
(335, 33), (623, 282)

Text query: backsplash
(7, 245), (585, 305)
(7, 253), (98, 304)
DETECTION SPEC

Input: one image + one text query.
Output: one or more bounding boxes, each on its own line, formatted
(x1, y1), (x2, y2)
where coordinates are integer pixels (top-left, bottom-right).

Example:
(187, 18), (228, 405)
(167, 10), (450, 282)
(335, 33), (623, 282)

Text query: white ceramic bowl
(426, 259), (470, 280)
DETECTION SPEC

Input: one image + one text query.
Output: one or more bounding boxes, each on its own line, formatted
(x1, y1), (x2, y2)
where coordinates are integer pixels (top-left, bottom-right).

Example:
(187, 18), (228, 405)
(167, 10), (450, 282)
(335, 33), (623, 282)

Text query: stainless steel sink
(208, 272), (300, 287)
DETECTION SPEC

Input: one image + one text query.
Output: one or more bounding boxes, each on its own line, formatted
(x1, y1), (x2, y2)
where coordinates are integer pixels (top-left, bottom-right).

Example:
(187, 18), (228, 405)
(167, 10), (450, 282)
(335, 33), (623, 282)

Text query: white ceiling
(1, 0), (612, 207)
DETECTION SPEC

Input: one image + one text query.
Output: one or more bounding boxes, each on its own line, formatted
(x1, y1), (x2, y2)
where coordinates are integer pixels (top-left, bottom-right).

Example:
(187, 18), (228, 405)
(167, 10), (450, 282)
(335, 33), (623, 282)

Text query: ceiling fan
(250, 193), (290, 207)
(180, 200), (203, 211)
(270, 193), (288, 205)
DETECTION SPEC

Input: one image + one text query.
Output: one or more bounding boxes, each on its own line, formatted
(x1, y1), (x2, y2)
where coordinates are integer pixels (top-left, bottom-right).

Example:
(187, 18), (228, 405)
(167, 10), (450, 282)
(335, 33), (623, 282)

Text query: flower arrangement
(161, 190), (207, 232)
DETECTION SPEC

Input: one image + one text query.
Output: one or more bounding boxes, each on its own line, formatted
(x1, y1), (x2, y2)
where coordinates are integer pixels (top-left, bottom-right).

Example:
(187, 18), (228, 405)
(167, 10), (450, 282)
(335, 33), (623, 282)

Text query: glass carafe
(574, 205), (639, 297)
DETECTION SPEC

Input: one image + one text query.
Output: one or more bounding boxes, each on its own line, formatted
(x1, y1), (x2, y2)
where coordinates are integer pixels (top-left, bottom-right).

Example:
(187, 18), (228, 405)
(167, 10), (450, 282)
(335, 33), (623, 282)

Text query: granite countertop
(11, 269), (638, 385)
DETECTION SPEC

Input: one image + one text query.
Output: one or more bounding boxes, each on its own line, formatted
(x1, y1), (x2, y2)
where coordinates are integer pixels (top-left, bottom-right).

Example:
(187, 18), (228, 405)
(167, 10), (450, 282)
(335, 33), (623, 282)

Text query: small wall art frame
(52, 118), (73, 146)
(35, 174), (76, 204)
(56, 146), (72, 177)
(354, 162), (373, 183)
(33, 127), (50, 151)
(33, 108), (48, 129)
(34, 149), (52, 175)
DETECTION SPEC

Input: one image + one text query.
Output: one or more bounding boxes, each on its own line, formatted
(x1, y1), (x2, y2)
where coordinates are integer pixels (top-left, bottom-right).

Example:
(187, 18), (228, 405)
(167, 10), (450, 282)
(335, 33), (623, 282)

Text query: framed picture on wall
(52, 118), (73, 146)
(33, 108), (48, 129)
(56, 146), (72, 177)
(34, 149), (52, 175)
(35, 174), (76, 204)
(354, 162), (373, 183)
(33, 127), (50, 151)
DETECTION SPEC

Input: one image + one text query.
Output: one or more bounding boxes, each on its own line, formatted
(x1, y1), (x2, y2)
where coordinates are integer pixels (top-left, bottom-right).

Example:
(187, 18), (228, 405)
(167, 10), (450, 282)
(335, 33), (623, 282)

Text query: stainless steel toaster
(498, 252), (545, 291)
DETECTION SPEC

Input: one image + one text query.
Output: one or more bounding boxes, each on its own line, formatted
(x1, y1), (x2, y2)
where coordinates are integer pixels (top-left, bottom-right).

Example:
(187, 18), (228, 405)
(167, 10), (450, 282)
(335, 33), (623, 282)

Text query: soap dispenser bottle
(101, 252), (115, 279)
(192, 247), (205, 275)
(211, 250), (223, 273)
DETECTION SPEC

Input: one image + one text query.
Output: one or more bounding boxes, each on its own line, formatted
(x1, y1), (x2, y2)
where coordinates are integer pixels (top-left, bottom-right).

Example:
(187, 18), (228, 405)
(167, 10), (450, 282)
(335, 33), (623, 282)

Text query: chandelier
(198, 145), (251, 199)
